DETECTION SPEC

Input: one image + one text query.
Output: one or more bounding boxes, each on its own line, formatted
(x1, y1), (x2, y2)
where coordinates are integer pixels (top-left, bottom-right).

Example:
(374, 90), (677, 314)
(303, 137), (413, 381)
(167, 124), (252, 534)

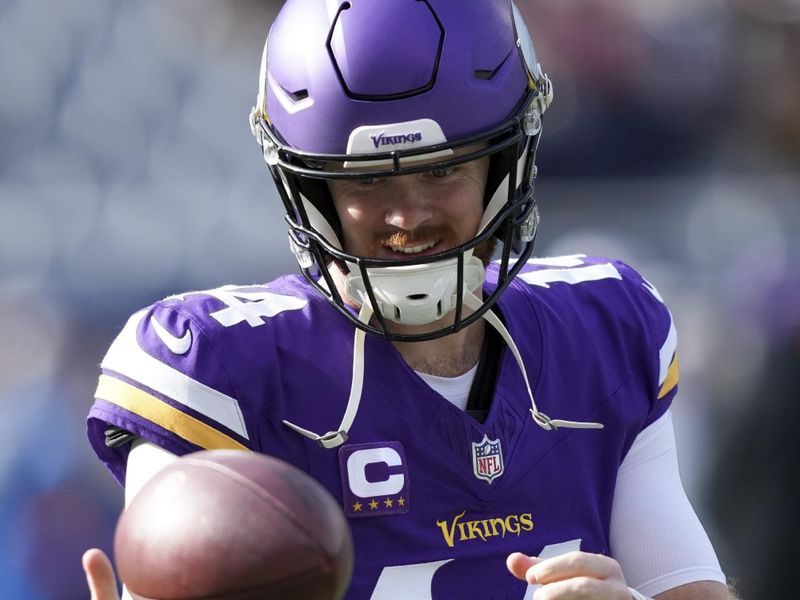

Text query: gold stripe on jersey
(95, 374), (248, 451)
(657, 353), (679, 400)
(101, 311), (249, 439)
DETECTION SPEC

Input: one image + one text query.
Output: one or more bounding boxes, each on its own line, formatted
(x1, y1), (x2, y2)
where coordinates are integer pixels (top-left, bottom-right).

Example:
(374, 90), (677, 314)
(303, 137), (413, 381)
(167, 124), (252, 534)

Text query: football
(114, 449), (353, 599)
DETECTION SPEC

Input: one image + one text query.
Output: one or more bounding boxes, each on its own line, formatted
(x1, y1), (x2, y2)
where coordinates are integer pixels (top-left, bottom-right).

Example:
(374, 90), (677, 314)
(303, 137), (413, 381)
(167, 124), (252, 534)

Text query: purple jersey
(88, 255), (678, 600)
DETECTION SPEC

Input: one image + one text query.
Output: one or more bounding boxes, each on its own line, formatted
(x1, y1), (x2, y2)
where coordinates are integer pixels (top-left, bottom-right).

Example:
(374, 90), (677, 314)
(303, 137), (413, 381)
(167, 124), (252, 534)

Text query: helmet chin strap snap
(283, 275), (602, 448)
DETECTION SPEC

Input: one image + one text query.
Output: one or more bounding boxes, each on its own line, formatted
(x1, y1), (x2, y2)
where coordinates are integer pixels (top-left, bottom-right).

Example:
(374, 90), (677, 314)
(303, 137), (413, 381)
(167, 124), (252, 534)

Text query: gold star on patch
(397, 497), (406, 506)
(369, 499), (379, 510)
(352, 501), (362, 512)
(384, 498), (394, 508)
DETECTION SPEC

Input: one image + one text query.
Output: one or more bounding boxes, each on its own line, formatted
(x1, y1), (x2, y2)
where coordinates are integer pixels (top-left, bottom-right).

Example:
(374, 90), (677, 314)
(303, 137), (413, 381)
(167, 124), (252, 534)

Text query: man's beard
(472, 237), (497, 266)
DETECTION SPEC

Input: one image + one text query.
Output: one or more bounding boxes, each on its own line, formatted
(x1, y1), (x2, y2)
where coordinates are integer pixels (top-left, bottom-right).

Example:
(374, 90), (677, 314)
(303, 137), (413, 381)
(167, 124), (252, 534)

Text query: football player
(85, 1), (738, 598)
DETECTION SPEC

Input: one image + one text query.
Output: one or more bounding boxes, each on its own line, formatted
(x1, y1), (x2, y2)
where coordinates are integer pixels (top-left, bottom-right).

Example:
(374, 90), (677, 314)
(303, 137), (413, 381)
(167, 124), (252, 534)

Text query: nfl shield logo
(471, 434), (504, 484)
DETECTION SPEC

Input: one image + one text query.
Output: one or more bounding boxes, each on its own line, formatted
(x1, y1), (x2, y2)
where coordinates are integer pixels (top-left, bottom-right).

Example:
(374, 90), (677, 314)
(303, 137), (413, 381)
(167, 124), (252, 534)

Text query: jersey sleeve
(87, 300), (253, 486)
(514, 254), (679, 431)
(612, 259), (679, 428)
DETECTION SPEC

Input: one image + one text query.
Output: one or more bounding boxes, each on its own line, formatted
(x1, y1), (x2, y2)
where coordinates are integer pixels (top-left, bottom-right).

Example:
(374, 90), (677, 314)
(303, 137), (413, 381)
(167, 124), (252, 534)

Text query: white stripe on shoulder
(518, 262), (622, 288)
(658, 315), (677, 387)
(524, 254), (587, 267)
(102, 311), (249, 440)
(642, 279), (665, 304)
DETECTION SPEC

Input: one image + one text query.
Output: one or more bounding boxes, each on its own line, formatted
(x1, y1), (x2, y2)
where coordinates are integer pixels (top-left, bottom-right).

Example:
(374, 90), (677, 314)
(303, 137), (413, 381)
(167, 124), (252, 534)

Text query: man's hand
(507, 550), (633, 599)
(82, 548), (120, 600)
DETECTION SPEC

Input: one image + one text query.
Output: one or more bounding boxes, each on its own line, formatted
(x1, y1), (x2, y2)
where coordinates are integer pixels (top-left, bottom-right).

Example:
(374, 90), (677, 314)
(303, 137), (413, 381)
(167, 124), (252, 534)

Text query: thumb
(82, 548), (120, 600)
(506, 552), (543, 582)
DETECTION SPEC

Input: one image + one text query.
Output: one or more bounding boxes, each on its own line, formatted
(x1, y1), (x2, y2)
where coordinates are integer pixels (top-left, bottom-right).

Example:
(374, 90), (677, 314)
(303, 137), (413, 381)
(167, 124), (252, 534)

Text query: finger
(506, 552), (542, 582)
(82, 548), (120, 600)
(528, 551), (622, 585)
(533, 576), (611, 600)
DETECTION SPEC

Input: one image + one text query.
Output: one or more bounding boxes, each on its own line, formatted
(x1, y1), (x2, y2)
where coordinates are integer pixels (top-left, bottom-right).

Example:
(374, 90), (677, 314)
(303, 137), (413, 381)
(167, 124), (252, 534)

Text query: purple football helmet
(251, 0), (552, 341)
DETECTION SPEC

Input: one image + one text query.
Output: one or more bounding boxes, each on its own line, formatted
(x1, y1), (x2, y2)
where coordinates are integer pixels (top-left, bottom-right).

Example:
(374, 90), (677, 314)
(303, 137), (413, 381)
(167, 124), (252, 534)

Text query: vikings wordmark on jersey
(88, 256), (678, 599)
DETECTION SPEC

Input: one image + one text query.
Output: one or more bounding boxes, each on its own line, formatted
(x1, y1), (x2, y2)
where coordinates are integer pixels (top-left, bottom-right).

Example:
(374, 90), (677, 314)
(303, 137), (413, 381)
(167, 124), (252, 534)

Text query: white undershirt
(415, 365), (478, 411)
(124, 375), (725, 597)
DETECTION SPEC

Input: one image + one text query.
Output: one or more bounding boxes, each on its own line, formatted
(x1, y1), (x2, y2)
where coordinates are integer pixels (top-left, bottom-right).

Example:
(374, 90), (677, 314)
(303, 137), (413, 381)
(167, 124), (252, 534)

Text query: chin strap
(283, 291), (602, 449)
(282, 303), (372, 449)
(462, 291), (603, 432)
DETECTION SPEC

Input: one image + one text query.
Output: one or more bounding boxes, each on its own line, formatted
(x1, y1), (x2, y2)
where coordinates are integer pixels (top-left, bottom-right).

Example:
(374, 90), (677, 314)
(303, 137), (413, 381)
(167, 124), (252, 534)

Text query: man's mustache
(374, 226), (453, 249)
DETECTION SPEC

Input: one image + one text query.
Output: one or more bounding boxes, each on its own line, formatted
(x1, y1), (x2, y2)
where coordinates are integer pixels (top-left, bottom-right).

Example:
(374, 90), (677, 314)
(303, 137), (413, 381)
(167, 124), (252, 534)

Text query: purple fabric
(87, 256), (675, 599)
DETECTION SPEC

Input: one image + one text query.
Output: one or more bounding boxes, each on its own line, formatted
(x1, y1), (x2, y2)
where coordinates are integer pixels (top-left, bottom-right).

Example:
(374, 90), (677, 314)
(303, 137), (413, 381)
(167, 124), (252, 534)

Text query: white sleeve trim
(657, 315), (677, 387)
(610, 411), (727, 597)
(103, 311), (249, 439)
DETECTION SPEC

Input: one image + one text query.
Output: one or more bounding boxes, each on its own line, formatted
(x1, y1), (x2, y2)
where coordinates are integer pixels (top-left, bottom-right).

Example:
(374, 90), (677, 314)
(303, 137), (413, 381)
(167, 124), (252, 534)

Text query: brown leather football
(114, 450), (353, 599)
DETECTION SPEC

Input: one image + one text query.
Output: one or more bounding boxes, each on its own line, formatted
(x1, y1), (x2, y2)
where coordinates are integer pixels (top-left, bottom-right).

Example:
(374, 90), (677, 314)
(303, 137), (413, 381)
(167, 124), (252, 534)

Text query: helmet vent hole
(288, 89), (309, 101)
(473, 51), (511, 82)
(407, 293), (429, 301)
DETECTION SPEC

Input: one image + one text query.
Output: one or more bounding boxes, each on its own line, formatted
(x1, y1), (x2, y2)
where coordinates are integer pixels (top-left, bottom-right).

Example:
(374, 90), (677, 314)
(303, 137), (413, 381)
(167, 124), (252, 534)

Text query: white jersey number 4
(369, 539), (582, 599)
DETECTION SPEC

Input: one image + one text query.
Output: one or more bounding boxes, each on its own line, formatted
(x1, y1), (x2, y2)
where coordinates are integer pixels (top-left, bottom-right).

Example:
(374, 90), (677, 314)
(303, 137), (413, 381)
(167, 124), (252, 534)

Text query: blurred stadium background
(1, 0), (798, 598)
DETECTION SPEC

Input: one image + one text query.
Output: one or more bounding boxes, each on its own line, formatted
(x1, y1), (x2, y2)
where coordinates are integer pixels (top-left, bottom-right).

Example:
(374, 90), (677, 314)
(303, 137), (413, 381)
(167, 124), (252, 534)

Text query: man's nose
(384, 179), (433, 231)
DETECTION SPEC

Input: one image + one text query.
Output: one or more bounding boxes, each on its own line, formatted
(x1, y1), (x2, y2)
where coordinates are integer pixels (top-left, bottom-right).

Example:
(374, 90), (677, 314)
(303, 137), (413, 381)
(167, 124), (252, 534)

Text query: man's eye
(356, 177), (380, 186)
(429, 167), (454, 178)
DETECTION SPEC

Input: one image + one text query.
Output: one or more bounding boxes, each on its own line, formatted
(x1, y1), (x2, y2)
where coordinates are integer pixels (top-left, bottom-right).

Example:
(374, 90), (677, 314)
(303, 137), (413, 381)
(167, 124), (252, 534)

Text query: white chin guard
(344, 252), (486, 326)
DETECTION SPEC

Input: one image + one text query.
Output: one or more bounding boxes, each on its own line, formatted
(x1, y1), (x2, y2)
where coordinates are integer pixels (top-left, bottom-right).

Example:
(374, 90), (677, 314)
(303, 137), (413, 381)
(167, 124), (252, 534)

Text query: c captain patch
(472, 434), (504, 484)
(339, 442), (410, 518)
